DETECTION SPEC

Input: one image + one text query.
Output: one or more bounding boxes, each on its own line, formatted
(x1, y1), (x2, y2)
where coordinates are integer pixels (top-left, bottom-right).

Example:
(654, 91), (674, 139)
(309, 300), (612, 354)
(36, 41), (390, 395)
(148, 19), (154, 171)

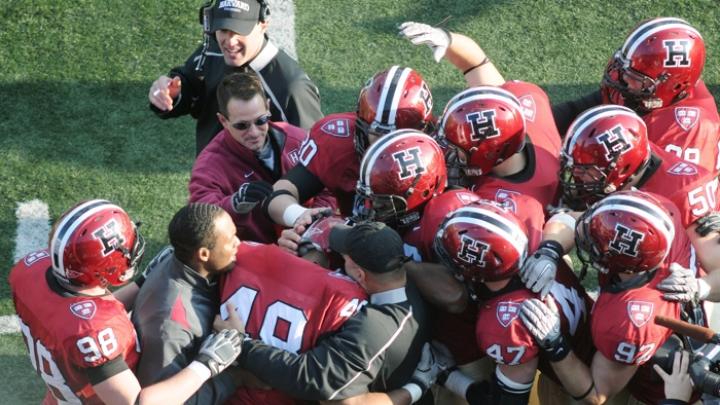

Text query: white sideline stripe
(266, 0), (297, 61)
(14, 199), (50, 263)
(2, 200), (50, 335)
(0, 315), (20, 334)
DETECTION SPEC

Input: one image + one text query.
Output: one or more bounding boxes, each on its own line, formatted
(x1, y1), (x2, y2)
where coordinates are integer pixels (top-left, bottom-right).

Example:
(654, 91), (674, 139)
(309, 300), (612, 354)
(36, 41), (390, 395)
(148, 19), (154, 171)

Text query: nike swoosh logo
(243, 171), (254, 178)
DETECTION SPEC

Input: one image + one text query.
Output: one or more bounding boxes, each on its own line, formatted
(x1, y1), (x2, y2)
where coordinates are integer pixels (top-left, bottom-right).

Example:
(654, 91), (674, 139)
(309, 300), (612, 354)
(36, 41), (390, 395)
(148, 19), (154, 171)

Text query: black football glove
(232, 181), (273, 214)
(695, 212), (720, 239)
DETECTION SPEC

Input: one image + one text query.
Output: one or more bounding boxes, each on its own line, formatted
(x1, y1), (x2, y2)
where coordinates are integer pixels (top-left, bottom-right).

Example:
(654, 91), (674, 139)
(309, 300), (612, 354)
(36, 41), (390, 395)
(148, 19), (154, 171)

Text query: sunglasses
(231, 114), (271, 131)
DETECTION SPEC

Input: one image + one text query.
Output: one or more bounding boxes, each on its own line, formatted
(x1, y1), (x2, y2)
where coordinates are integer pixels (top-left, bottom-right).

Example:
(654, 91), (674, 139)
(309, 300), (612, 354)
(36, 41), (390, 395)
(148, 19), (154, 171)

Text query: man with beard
(132, 203), (242, 404)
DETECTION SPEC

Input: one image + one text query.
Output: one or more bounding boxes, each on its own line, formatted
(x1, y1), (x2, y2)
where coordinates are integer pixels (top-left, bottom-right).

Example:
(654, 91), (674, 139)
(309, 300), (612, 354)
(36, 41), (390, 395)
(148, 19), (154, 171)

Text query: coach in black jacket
(148, 0), (322, 154)
(228, 221), (430, 402)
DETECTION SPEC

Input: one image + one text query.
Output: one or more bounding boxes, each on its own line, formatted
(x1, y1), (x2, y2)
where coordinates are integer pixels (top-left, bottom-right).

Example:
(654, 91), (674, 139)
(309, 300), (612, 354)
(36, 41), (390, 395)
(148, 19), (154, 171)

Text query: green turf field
(2, 0), (719, 402)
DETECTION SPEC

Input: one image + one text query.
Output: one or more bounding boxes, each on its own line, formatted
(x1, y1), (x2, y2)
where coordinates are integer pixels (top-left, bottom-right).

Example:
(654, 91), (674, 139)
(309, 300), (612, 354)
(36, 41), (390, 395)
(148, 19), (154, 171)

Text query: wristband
(402, 383), (422, 403)
(187, 360), (212, 381)
(282, 204), (308, 227)
(545, 333), (571, 362)
(538, 239), (565, 258)
(546, 212), (577, 232)
(444, 370), (474, 398)
(698, 278), (711, 300)
(262, 189), (296, 219)
(571, 381), (595, 401)
(463, 57), (490, 75)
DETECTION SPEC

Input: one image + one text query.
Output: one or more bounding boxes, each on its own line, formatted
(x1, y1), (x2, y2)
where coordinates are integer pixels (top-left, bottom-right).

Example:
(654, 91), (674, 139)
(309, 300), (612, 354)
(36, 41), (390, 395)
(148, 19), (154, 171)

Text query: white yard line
(1, 200), (50, 335)
(267, 0), (298, 60)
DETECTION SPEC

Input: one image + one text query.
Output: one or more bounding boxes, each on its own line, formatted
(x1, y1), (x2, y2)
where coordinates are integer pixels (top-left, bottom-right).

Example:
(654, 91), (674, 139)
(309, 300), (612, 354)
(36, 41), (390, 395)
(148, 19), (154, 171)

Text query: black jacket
(152, 36), (323, 154)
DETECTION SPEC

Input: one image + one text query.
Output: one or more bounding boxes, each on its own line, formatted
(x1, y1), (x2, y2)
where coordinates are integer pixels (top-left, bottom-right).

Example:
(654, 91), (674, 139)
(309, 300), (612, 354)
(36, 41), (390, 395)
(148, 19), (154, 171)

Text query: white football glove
(520, 298), (571, 362)
(657, 263), (710, 302)
(520, 240), (563, 298)
(398, 21), (451, 62)
(195, 329), (243, 377)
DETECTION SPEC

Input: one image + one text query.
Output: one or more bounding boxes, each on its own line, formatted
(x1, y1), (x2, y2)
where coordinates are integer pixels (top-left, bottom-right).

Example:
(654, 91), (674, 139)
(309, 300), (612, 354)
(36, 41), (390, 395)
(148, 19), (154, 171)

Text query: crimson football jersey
(298, 112), (362, 216)
(592, 192), (692, 404)
(471, 81), (563, 212)
(220, 242), (367, 405)
(434, 193), (556, 366)
(10, 250), (139, 405)
(475, 264), (594, 374)
(638, 143), (719, 229)
(644, 81), (720, 177)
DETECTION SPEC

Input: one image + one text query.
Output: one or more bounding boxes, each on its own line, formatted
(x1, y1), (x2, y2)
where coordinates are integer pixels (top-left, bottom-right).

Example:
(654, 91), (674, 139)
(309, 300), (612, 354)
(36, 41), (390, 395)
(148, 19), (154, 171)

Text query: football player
(553, 17), (720, 177)
(10, 200), (242, 405)
(264, 66), (435, 252)
(520, 190), (701, 404)
(523, 104), (720, 298)
(431, 199), (594, 404)
(399, 22), (563, 212)
(218, 239), (368, 404)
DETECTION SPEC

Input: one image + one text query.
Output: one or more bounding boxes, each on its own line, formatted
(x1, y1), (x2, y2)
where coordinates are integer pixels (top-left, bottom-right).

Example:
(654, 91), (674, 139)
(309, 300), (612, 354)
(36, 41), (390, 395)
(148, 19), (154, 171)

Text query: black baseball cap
(210, 0), (262, 35)
(329, 222), (409, 274)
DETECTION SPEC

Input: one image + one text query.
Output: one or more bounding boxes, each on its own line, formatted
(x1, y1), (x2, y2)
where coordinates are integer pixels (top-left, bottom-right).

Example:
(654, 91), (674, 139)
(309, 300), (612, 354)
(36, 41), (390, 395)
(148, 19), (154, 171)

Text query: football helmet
(601, 17), (705, 112)
(419, 188), (480, 259)
(560, 104), (650, 209)
(437, 86), (526, 177)
(356, 129), (447, 228)
(575, 190), (674, 275)
(50, 200), (145, 288)
(434, 200), (529, 287)
(297, 214), (346, 269)
(355, 66), (434, 157)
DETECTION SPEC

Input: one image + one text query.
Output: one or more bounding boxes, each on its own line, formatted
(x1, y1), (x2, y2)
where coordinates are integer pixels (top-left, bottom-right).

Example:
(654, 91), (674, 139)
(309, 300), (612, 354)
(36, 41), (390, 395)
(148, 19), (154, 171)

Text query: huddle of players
(261, 17), (720, 404)
(10, 16), (720, 405)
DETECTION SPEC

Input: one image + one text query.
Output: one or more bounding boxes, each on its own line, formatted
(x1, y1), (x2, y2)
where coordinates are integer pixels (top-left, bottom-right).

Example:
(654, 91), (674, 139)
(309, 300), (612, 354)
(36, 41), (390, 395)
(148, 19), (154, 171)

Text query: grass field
(2, 0), (719, 402)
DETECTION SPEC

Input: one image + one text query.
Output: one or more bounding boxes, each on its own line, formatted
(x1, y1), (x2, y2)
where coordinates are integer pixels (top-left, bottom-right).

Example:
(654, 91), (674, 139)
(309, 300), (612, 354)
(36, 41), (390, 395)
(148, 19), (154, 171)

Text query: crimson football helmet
(419, 188), (480, 259)
(575, 190), (674, 275)
(434, 200), (529, 287)
(50, 200), (145, 288)
(356, 129), (447, 228)
(297, 214), (346, 269)
(437, 86), (526, 177)
(355, 66), (434, 157)
(601, 17), (705, 112)
(560, 104), (650, 209)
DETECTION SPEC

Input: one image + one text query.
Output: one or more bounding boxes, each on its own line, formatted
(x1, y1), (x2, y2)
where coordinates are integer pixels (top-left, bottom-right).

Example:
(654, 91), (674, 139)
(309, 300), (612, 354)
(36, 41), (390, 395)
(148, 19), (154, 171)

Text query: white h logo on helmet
(663, 39), (692, 67)
(609, 224), (645, 257)
(597, 125), (632, 161)
(392, 147), (425, 180)
(457, 234), (490, 267)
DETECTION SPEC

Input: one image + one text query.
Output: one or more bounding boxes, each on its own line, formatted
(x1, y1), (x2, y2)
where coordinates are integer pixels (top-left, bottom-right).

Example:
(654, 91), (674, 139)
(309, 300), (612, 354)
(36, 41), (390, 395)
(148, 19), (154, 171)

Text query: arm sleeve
(285, 75), (323, 130)
(551, 90), (602, 137)
(149, 45), (205, 119)
(283, 164), (327, 204)
(136, 319), (237, 405)
(238, 312), (385, 400)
